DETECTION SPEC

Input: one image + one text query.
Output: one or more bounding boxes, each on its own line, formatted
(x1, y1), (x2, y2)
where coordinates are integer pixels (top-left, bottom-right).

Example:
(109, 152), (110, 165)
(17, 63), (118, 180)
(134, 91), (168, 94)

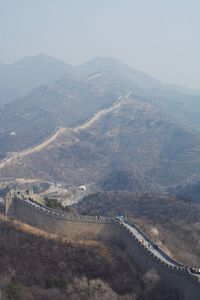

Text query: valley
(0, 53), (200, 300)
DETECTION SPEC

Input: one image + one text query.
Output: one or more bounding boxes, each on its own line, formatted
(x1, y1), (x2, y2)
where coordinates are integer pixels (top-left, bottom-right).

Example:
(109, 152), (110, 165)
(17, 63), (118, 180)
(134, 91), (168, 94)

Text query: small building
(78, 185), (86, 191)
(50, 183), (56, 189)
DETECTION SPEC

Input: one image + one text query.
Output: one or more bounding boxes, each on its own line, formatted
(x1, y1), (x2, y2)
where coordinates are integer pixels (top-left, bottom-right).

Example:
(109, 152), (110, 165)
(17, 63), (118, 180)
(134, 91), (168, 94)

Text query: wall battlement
(5, 195), (200, 300)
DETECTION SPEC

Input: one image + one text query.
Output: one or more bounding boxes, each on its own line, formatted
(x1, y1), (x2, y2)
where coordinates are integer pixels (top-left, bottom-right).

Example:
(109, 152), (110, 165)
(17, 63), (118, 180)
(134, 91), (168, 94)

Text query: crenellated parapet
(4, 194), (200, 300)
(8, 195), (114, 223)
(117, 220), (200, 285)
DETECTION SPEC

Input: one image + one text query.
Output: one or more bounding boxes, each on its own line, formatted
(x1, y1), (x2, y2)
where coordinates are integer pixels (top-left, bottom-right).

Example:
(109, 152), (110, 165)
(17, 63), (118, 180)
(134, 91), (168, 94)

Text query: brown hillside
(75, 191), (200, 267)
(0, 95), (200, 192)
(0, 215), (178, 300)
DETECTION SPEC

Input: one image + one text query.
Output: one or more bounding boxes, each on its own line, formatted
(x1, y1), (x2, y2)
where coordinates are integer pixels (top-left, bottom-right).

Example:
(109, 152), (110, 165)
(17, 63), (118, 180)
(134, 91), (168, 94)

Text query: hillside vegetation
(1, 95), (200, 192)
(75, 192), (200, 267)
(0, 215), (178, 300)
(1, 55), (200, 162)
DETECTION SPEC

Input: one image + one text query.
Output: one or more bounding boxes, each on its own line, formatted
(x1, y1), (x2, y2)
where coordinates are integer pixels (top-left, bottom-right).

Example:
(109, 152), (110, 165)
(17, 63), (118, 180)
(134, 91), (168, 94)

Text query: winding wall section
(5, 195), (200, 300)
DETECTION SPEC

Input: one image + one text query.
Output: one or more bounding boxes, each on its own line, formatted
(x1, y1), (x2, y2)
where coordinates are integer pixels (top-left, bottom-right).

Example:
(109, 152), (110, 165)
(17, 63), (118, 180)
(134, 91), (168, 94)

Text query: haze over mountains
(0, 53), (200, 195)
(0, 54), (72, 104)
(1, 92), (200, 190)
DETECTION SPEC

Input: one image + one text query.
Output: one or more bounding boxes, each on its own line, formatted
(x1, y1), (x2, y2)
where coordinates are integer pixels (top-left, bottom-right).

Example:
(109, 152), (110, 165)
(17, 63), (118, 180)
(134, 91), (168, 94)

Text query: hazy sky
(0, 0), (200, 89)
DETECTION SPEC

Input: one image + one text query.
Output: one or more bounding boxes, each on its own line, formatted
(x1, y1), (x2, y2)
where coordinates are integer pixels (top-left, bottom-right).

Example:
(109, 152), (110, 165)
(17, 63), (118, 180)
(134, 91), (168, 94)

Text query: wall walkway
(5, 194), (200, 300)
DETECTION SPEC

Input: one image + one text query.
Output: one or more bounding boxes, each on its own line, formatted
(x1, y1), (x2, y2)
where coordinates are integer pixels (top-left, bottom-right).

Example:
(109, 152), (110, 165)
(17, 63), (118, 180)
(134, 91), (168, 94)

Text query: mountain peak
(0, 54), (72, 103)
(91, 56), (122, 64)
(76, 56), (161, 89)
(12, 53), (68, 66)
(80, 56), (126, 70)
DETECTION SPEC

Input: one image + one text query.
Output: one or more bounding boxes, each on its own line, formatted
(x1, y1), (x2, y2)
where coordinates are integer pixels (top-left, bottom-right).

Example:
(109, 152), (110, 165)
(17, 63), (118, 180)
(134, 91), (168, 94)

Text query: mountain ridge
(1, 94), (200, 192)
(0, 53), (72, 103)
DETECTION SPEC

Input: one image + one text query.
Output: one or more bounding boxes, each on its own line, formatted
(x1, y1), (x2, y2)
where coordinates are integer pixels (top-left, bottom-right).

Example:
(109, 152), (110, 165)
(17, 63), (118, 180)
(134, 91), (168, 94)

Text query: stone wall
(13, 197), (119, 241)
(5, 196), (200, 300)
(117, 221), (200, 300)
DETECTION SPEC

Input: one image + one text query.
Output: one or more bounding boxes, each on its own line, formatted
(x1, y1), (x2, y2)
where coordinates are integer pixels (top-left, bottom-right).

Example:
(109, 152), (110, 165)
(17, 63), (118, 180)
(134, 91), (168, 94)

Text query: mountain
(165, 83), (200, 96)
(146, 86), (200, 129)
(0, 54), (72, 103)
(1, 55), (200, 160)
(0, 71), (133, 159)
(1, 54), (200, 187)
(71, 57), (162, 89)
(1, 94), (200, 191)
(72, 57), (200, 130)
(1, 57), (156, 160)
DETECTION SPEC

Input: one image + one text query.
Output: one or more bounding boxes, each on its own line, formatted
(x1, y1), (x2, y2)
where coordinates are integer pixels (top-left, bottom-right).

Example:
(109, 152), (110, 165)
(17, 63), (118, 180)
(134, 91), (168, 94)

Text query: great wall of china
(3, 193), (200, 300)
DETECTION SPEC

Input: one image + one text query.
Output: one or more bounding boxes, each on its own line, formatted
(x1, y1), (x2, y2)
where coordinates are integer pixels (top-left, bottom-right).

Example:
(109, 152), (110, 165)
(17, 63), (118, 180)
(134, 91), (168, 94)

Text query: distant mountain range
(1, 53), (199, 103)
(0, 54), (72, 103)
(0, 54), (200, 193)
